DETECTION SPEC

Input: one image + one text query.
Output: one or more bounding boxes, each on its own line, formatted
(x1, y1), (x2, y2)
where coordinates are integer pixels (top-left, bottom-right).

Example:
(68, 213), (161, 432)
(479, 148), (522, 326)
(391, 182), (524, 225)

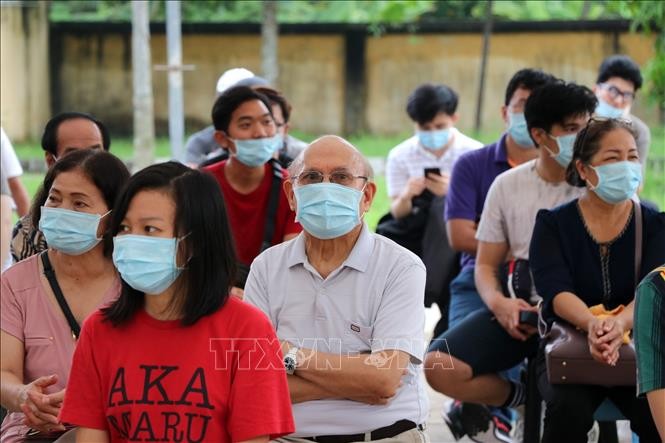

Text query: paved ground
(424, 308), (478, 443)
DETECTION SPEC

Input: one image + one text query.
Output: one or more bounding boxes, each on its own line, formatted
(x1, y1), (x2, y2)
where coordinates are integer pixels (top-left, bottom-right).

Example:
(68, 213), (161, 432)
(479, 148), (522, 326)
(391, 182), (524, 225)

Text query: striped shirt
(385, 129), (483, 198)
(635, 265), (665, 395)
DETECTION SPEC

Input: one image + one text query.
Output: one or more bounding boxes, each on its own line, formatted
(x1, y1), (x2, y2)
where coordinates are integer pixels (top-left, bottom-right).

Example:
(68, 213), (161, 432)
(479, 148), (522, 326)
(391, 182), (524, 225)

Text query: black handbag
(376, 192), (432, 256)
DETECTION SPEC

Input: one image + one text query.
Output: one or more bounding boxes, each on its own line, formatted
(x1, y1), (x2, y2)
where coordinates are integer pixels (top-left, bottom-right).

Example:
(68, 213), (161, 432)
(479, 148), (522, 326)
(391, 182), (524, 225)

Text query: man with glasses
(245, 136), (429, 442)
(594, 55), (651, 169)
(203, 86), (301, 289)
(425, 80), (596, 442)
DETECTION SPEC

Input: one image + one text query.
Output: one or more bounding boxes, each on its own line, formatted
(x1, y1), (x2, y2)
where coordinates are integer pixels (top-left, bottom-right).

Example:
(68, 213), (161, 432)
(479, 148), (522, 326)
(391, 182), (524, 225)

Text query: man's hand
(401, 177), (426, 201)
(425, 172), (450, 197)
(490, 296), (538, 341)
(18, 375), (65, 434)
(588, 317), (625, 366)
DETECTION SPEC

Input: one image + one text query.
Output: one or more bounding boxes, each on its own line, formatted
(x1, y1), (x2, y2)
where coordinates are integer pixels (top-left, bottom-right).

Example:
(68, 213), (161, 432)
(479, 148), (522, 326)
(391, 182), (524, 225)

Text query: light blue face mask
(507, 112), (535, 148)
(588, 161), (642, 204)
(232, 134), (283, 167)
(595, 98), (625, 119)
(112, 234), (187, 294)
(39, 207), (109, 255)
(294, 183), (364, 240)
(417, 128), (451, 150)
(545, 133), (577, 167)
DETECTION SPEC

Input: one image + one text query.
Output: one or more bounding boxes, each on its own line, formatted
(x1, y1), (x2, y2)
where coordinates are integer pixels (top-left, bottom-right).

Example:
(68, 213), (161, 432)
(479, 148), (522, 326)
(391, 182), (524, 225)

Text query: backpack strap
(40, 251), (80, 340)
(261, 158), (284, 253)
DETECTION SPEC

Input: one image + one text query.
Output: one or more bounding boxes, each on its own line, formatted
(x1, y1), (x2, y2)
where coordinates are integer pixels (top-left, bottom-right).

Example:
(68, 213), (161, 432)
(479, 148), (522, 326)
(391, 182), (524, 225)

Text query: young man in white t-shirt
(424, 80), (597, 434)
(385, 83), (482, 219)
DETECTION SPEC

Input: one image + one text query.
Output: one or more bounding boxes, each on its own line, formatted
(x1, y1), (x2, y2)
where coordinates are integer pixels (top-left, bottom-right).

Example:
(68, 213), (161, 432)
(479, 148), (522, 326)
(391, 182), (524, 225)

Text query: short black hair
(406, 84), (458, 125)
(103, 162), (237, 327)
(255, 87), (292, 123)
(566, 118), (637, 187)
(525, 80), (598, 145)
(30, 149), (130, 256)
(211, 86), (274, 132)
(597, 55), (643, 91)
(41, 112), (111, 156)
(504, 68), (556, 106)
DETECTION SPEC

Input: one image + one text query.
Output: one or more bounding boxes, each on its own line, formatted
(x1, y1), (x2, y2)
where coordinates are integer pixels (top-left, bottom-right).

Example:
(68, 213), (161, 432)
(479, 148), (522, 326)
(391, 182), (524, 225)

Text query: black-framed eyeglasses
(598, 83), (635, 103)
(293, 170), (368, 187)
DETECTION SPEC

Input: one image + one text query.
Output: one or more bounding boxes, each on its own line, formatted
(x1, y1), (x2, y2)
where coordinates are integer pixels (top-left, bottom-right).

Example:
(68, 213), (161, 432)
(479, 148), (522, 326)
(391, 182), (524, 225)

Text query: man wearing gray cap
(185, 67), (306, 167)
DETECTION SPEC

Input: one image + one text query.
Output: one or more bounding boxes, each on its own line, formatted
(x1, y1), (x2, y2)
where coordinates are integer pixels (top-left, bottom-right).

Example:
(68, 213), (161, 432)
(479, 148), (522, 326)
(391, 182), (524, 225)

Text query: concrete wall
(366, 31), (657, 135)
(1, 12), (658, 141)
(0, 2), (51, 141)
(55, 33), (345, 137)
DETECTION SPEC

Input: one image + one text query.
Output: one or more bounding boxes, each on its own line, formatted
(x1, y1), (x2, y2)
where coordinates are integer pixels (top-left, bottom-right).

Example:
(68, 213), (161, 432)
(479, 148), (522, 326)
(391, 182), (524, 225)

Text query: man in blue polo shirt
(436, 68), (555, 442)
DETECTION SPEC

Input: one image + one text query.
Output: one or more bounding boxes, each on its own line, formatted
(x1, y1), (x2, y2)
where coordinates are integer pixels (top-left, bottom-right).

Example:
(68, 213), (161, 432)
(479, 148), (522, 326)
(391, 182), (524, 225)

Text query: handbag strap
(40, 252), (80, 339)
(260, 158), (284, 253)
(634, 201), (642, 288)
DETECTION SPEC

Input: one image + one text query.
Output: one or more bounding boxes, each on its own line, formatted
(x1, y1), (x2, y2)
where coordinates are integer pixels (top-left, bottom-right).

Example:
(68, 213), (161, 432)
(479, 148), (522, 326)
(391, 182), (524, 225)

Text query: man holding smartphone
(386, 83), (482, 220)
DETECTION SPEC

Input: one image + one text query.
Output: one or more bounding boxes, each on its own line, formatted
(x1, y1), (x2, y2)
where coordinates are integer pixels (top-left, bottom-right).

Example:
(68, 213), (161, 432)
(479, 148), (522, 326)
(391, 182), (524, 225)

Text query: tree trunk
(261, 1), (279, 85)
(131, 0), (155, 170)
(474, 0), (493, 133)
(166, 0), (185, 162)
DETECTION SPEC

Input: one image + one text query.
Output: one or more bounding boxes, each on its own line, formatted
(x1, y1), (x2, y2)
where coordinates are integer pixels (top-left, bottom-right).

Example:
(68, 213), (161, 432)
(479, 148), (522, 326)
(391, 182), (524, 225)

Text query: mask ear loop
(95, 210), (113, 241)
(175, 232), (193, 270)
(586, 165), (601, 191)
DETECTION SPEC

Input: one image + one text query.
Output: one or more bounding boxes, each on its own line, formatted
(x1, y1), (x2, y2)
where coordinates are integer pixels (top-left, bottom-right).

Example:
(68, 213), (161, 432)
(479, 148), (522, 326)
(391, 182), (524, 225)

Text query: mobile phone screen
(424, 167), (441, 177)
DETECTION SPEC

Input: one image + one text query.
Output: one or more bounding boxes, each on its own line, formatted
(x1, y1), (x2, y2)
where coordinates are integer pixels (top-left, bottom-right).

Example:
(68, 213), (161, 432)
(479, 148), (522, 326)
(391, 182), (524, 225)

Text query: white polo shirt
(385, 128), (483, 198)
(245, 224), (429, 437)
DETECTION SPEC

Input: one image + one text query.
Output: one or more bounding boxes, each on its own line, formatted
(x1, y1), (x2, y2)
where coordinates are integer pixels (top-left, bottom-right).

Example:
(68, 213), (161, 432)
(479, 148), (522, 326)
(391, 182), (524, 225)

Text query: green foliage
(49, 0), (636, 23)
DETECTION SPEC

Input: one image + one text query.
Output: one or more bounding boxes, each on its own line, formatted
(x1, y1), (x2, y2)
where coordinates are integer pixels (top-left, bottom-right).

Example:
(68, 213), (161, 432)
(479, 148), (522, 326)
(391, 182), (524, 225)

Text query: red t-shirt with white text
(60, 297), (294, 442)
(203, 160), (301, 265)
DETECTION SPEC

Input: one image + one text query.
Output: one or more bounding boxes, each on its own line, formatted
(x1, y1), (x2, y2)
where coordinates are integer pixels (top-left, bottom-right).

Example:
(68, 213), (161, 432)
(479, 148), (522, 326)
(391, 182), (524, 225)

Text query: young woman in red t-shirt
(60, 162), (294, 443)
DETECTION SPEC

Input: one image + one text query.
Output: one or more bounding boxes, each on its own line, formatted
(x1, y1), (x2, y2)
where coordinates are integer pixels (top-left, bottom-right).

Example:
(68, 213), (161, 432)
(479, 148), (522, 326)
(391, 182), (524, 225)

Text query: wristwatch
(284, 346), (299, 375)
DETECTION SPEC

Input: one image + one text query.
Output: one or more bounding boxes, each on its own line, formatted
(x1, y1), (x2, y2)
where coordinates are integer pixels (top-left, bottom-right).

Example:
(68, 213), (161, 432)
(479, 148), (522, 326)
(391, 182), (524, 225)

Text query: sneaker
(442, 400), (492, 441)
(469, 413), (513, 443)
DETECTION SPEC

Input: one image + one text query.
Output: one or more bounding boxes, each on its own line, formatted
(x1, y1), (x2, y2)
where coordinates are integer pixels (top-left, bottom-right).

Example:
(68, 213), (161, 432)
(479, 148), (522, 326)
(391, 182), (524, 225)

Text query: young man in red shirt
(203, 86), (301, 289)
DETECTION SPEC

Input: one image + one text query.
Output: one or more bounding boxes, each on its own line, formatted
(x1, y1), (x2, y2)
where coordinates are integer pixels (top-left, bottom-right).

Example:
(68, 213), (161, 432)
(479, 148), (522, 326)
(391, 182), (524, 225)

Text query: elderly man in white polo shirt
(245, 135), (429, 443)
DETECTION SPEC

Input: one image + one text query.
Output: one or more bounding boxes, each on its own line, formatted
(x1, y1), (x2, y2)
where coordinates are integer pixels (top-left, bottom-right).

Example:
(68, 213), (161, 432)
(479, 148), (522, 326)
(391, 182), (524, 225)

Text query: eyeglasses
(598, 83), (635, 103)
(293, 170), (368, 187)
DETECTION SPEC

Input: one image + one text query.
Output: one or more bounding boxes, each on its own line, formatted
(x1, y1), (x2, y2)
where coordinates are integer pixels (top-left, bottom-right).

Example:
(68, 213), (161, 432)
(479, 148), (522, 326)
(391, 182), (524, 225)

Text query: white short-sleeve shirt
(385, 128), (483, 198)
(1, 128), (23, 179)
(476, 159), (585, 260)
(245, 224), (429, 437)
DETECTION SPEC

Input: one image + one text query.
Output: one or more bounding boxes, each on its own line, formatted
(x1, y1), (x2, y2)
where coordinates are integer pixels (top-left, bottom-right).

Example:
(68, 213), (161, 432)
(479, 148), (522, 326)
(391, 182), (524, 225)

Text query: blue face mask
(294, 183), (364, 240)
(588, 161), (642, 204)
(545, 133), (577, 167)
(232, 134), (283, 167)
(112, 235), (187, 294)
(417, 128), (451, 150)
(507, 112), (535, 148)
(595, 98), (625, 119)
(39, 207), (109, 255)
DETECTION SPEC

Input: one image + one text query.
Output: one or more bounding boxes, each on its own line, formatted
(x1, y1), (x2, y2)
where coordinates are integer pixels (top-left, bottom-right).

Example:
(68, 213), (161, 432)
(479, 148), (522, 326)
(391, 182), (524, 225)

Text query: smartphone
(424, 167), (441, 177)
(519, 310), (539, 327)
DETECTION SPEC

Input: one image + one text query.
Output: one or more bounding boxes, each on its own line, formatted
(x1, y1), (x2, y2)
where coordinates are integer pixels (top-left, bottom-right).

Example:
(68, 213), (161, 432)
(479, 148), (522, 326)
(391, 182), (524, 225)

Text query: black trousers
(536, 346), (659, 442)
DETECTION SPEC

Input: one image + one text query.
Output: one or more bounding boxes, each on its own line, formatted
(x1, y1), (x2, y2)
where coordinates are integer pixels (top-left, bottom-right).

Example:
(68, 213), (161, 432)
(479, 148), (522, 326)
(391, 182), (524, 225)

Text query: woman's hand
(18, 375), (66, 434)
(587, 317), (625, 366)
